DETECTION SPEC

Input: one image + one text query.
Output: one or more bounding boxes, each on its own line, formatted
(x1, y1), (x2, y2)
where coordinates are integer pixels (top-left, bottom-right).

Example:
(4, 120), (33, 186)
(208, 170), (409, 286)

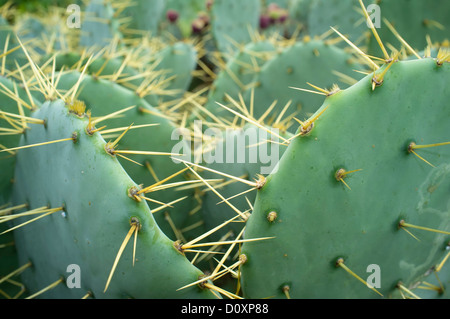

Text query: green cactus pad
(210, 0), (261, 55)
(200, 123), (291, 242)
(412, 247), (450, 299)
(151, 41), (198, 103)
(207, 39), (366, 131)
(49, 51), (146, 91)
(120, 0), (165, 36)
(307, 0), (369, 46)
(80, 0), (122, 50)
(14, 12), (68, 58)
(9, 99), (216, 298)
(54, 71), (196, 241)
(203, 39), (277, 120)
(0, 75), (41, 206)
(0, 17), (28, 71)
(240, 57), (450, 298)
(367, 0), (450, 57)
(49, 41), (197, 106)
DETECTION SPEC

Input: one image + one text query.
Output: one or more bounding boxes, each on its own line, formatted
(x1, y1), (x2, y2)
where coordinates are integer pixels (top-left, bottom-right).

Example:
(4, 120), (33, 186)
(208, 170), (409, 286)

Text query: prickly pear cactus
(1, 0), (450, 300)
(240, 57), (450, 299)
(238, 39), (365, 122)
(151, 41), (198, 103)
(80, 0), (122, 50)
(200, 123), (292, 241)
(0, 16), (28, 71)
(210, 0), (261, 55)
(205, 39), (366, 129)
(119, 0), (165, 36)
(307, 0), (369, 46)
(54, 70), (196, 241)
(9, 99), (216, 298)
(367, 0), (450, 57)
(204, 39), (276, 112)
(49, 40), (198, 107)
(0, 76), (41, 206)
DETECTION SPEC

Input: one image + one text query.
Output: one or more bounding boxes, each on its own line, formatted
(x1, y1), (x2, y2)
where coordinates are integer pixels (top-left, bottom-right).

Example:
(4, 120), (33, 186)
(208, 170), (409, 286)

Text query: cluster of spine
(0, 0), (449, 299)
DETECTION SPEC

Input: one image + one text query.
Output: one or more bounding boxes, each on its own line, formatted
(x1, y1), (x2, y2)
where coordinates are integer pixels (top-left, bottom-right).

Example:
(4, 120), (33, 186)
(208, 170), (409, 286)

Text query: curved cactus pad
(9, 99), (216, 299)
(240, 57), (450, 299)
